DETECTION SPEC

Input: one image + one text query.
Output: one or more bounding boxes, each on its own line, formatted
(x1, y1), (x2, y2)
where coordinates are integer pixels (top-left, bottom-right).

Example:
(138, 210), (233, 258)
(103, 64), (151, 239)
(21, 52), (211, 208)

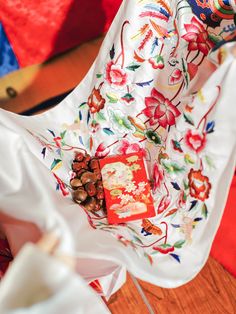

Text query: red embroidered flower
(152, 162), (164, 192)
(105, 61), (128, 89)
(188, 168), (211, 201)
(182, 16), (214, 56)
(143, 88), (181, 128)
(88, 87), (105, 113)
(184, 129), (206, 153)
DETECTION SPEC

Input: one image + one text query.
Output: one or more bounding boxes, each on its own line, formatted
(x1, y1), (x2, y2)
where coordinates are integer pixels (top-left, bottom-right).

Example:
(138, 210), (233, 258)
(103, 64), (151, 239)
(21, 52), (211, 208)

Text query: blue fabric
(0, 22), (19, 78)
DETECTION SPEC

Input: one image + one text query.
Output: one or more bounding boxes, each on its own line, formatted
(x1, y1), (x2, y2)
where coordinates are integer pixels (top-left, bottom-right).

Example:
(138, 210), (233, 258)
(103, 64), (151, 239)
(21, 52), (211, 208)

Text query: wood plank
(0, 37), (103, 113)
(107, 273), (149, 314)
(138, 257), (236, 314)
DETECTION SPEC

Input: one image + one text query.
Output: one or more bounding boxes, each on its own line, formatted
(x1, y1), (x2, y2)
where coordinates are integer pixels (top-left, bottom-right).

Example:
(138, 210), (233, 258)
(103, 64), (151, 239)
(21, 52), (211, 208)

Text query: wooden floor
(1, 37), (236, 314)
(107, 258), (236, 313)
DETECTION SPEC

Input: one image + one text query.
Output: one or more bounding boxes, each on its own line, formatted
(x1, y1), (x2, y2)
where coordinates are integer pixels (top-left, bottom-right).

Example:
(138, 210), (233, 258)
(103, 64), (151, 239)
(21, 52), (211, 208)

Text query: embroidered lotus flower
(143, 88), (181, 128)
(184, 129), (206, 153)
(87, 87), (105, 113)
(182, 16), (214, 56)
(148, 55), (164, 69)
(188, 169), (211, 201)
(146, 129), (162, 145)
(105, 61), (128, 89)
(152, 162), (164, 192)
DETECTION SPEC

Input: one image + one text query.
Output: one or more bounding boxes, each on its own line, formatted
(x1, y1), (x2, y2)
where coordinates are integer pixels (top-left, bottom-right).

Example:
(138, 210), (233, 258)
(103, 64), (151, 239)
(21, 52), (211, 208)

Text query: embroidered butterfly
(141, 219), (162, 236)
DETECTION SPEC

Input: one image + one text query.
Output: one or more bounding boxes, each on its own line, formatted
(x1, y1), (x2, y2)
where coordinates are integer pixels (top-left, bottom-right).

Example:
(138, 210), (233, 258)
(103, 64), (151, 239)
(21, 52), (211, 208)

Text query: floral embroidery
(182, 16), (214, 55)
(188, 168), (211, 201)
(105, 61), (128, 89)
(146, 129), (162, 145)
(143, 88), (181, 128)
(184, 129), (206, 153)
(87, 87), (105, 113)
(25, 0), (234, 266)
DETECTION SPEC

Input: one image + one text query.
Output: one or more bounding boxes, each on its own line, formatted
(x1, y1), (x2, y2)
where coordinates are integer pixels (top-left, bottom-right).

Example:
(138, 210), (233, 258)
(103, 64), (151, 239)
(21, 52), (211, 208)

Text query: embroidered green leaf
(208, 33), (221, 44)
(160, 243), (172, 248)
(103, 128), (115, 136)
(184, 153), (195, 164)
(60, 130), (67, 139)
(174, 240), (185, 249)
(133, 235), (144, 245)
(109, 109), (134, 133)
(183, 113), (194, 126)
(96, 73), (103, 78)
(146, 129), (162, 145)
(50, 159), (62, 171)
(204, 155), (216, 169)
(162, 159), (185, 174)
(201, 203), (208, 219)
(79, 102), (87, 108)
(183, 179), (189, 190)
(96, 111), (106, 121)
(183, 192), (187, 201)
(126, 63), (141, 71)
(144, 252), (153, 265)
(106, 93), (119, 103)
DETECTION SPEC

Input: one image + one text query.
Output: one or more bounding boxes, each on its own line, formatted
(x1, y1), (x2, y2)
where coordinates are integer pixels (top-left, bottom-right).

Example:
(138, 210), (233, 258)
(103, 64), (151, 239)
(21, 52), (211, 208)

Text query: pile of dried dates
(70, 152), (106, 213)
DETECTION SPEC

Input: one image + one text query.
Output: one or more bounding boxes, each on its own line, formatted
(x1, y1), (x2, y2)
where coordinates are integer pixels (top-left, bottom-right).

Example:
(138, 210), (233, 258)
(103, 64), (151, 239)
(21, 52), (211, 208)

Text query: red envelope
(99, 152), (155, 224)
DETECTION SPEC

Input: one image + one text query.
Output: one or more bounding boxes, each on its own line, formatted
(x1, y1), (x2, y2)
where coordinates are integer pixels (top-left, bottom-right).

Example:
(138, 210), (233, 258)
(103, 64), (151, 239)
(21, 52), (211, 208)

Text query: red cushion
(211, 174), (236, 277)
(0, 0), (122, 67)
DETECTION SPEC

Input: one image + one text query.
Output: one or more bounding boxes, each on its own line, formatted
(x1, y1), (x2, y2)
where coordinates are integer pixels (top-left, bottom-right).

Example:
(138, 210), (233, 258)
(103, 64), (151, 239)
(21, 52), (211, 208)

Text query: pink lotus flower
(182, 16), (214, 56)
(152, 162), (164, 192)
(157, 195), (171, 214)
(168, 69), (182, 85)
(105, 61), (128, 89)
(143, 88), (181, 128)
(95, 143), (110, 158)
(184, 129), (206, 153)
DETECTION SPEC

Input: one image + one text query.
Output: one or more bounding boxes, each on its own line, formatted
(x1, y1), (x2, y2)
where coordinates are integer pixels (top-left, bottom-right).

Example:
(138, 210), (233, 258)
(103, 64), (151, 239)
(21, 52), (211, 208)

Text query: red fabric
(0, 0), (122, 67)
(211, 174), (236, 277)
